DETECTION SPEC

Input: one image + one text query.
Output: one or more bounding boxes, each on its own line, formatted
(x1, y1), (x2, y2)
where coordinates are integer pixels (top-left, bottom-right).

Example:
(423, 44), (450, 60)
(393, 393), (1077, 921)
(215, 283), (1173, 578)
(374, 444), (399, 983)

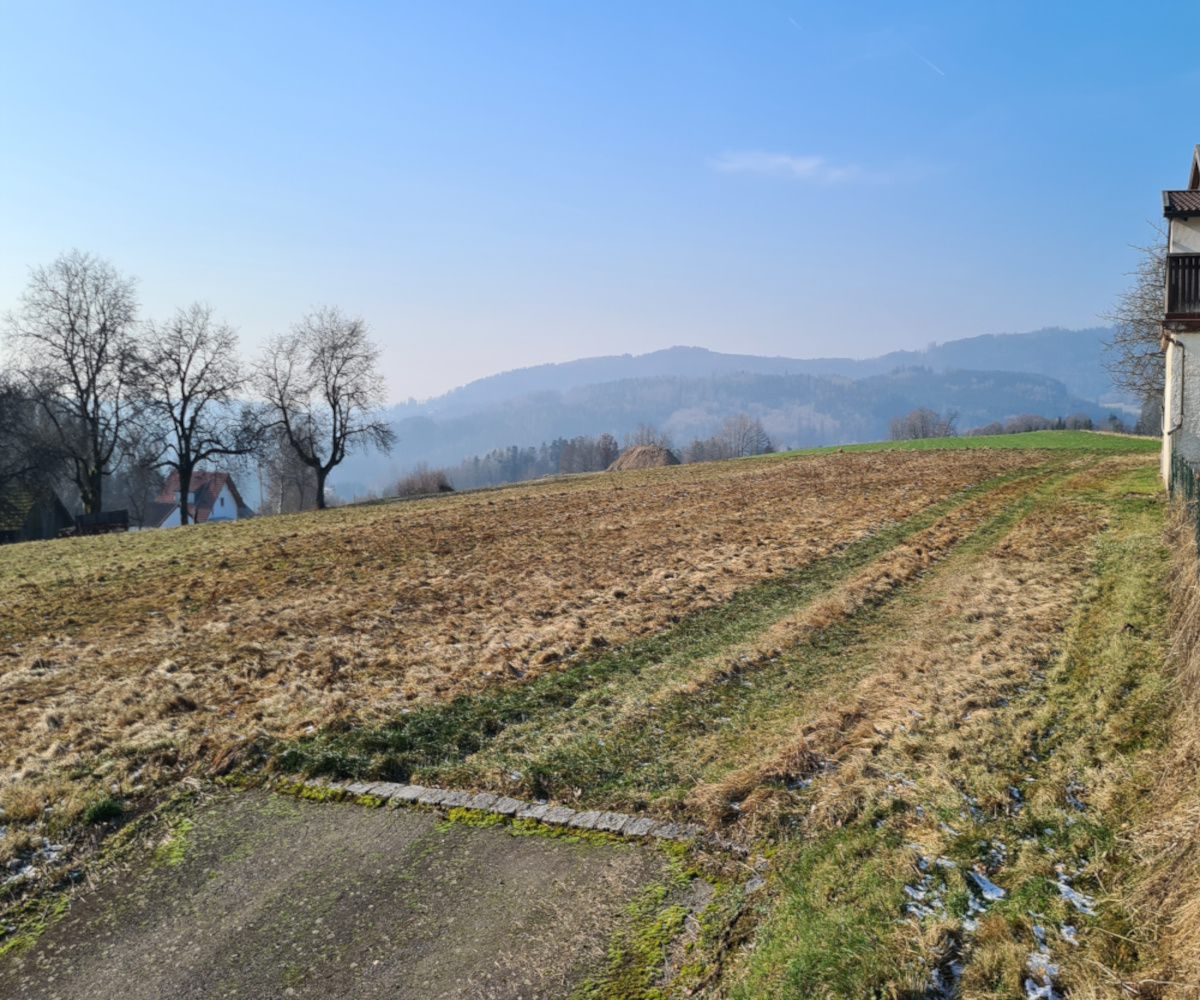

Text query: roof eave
(1163, 190), (1200, 219)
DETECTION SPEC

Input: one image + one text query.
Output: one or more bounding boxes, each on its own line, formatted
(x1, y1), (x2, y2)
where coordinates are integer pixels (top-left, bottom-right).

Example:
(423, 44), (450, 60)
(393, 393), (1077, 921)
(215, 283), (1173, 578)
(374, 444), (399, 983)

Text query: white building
(145, 471), (254, 529)
(1162, 145), (1200, 483)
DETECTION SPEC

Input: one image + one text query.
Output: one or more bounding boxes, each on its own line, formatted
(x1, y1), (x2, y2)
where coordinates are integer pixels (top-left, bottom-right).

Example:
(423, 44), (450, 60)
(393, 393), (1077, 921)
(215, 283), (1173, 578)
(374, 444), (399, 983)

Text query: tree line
(889, 406), (1154, 441)
(0, 250), (393, 524)
(395, 415), (775, 494)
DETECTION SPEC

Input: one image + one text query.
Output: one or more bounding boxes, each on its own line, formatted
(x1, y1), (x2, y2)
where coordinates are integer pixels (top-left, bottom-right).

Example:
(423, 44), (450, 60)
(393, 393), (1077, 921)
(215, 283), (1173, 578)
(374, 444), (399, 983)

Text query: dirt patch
(0, 789), (672, 1000)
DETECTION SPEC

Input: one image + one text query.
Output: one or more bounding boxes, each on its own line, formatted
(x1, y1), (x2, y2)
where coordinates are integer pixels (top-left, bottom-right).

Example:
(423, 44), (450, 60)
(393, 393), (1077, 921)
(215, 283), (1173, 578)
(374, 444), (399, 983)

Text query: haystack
(607, 445), (681, 471)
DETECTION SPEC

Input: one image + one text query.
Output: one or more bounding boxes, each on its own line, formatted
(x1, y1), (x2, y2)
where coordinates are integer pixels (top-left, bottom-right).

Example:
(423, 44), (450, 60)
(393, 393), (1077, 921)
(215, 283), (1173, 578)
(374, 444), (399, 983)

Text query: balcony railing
(1168, 253), (1200, 316)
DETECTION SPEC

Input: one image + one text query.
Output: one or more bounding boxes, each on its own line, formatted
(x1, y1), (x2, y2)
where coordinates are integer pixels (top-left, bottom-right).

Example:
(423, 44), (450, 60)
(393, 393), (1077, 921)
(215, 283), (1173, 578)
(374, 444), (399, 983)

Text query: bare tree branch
(1104, 231), (1166, 405)
(256, 307), (394, 509)
(137, 303), (262, 525)
(890, 408), (956, 441)
(3, 250), (139, 513)
(0, 370), (61, 494)
(624, 424), (672, 449)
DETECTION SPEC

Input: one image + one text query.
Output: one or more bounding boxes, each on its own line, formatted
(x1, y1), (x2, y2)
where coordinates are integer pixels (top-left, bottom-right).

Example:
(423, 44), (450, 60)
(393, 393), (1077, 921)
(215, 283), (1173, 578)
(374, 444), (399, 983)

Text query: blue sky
(1, 1), (1196, 400)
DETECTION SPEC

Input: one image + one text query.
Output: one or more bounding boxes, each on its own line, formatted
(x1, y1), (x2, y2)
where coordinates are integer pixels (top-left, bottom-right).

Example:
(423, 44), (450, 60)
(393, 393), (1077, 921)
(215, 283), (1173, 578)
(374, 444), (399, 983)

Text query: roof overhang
(1164, 189), (1200, 218)
(1190, 144), (1200, 190)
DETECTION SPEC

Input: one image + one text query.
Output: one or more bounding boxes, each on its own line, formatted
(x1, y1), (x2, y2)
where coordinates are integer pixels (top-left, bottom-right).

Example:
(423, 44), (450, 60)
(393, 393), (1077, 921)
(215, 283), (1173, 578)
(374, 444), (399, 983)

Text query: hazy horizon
(396, 326), (1115, 406)
(2, 2), (1191, 401)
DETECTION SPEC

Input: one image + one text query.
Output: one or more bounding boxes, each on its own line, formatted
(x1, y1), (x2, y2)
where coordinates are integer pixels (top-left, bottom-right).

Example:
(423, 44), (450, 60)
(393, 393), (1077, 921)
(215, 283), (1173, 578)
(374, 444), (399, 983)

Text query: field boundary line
(277, 776), (749, 856)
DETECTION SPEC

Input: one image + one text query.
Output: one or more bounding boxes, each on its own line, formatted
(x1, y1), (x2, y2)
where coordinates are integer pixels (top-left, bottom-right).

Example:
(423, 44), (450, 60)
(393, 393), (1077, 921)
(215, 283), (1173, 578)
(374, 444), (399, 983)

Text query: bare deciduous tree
(4, 250), (139, 513)
(0, 373), (52, 493)
(624, 424), (672, 449)
(257, 307), (395, 509)
(395, 463), (453, 496)
(138, 303), (261, 525)
(890, 407), (957, 441)
(1105, 234), (1166, 406)
(258, 428), (320, 514)
(683, 414), (774, 463)
(720, 414), (773, 458)
(596, 432), (620, 469)
(1003, 413), (1055, 434)
(109, 428), (164, 529)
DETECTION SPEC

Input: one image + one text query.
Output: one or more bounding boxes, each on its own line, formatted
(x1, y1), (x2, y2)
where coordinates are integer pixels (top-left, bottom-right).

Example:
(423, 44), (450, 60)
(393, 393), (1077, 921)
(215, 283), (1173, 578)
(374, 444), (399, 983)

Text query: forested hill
(331, 364), (1115, 495)
(329, 327), (1128, 495)
(400, 328), (1120, 420)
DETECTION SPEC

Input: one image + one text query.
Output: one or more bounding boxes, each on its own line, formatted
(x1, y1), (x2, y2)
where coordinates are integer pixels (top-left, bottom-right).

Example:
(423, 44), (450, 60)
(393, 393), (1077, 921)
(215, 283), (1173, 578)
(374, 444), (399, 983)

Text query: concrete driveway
(1, 790), (672, 999)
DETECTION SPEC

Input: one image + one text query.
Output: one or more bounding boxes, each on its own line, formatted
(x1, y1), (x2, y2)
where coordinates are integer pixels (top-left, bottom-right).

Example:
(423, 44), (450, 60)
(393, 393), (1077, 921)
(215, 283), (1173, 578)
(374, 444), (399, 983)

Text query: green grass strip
(771, 429), (1158, 458)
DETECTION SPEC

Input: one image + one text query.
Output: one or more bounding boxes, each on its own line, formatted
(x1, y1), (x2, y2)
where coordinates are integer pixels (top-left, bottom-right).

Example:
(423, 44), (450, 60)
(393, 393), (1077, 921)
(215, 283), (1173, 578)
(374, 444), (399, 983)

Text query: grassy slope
(780, 429), (1160, 455)
(271, 432), (1176, 997)
(0, 430), (1176, 997)
(724, 460), (1171, 998)
(10, 446), (1027, 858)
(275, 465), (1046, 792)
(1112, 509), (1200, 997)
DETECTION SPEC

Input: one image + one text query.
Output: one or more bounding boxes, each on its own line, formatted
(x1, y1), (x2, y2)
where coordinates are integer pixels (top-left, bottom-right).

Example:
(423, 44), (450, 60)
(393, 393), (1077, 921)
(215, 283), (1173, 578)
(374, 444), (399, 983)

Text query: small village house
(145, 470), (255, 529)
(1162, 145), (1200, 482)
(0, 486), (73, 544)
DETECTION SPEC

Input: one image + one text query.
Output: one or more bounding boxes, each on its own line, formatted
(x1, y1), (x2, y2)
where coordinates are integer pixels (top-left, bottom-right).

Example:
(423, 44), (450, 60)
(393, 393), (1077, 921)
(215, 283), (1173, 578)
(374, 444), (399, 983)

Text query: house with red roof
(145, 471), (255, 529)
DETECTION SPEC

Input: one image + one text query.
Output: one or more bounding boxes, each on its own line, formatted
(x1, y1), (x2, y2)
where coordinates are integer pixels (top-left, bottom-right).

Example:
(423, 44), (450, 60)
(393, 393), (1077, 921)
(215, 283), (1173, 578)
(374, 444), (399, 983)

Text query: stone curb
(288, 777), (746, 856)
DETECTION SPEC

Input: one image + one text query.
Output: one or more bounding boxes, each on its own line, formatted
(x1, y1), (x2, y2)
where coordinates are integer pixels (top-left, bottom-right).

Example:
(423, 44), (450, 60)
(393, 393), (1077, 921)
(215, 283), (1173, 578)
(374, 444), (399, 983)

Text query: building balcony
(1168, 253), (1200, 320)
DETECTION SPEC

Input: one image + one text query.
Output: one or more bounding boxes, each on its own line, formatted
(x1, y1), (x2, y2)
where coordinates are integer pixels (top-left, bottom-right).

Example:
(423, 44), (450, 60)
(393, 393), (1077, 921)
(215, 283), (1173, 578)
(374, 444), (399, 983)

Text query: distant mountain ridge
(328, 327), (1129, 497)
(404, 327), (1121, 419)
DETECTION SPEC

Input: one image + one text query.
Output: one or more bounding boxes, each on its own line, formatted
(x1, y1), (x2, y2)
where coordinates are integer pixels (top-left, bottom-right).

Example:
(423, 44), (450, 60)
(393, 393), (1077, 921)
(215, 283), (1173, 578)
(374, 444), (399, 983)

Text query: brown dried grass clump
(607, 445), (680, 471)
(1126, 508), (1200, 996)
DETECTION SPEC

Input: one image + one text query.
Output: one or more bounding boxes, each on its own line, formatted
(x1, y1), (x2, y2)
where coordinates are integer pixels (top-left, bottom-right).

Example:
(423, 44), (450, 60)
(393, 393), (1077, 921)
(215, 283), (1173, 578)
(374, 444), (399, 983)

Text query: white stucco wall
(207, 484), (239, 521)
(1170, 218), (1200, 253)
(153, 483), (241, 528)
(157, 505), (183, 529)
(1164, 331), (1200, 482)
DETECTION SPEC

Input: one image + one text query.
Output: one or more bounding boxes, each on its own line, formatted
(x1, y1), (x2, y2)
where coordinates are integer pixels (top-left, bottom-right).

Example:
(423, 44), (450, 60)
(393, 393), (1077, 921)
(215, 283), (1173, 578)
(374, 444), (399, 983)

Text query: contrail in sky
(906, 42), (945, 76)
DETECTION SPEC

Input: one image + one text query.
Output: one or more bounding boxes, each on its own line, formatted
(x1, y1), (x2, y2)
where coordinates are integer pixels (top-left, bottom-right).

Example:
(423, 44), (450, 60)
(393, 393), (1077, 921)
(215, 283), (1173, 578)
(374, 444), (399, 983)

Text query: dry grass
(691, 464), (1109, 831)
(1120, 508), (1200, 998)
(607, 445), (679, 470)
(721, 455), (1169, 997)
(660, 469), (1055, 727)
(0, 449), (1044, 868)
(0, 438), (1176, 997)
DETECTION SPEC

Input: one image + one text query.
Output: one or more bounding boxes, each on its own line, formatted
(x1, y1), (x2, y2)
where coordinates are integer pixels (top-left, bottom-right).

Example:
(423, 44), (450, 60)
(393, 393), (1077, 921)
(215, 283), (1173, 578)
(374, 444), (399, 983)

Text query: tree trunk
(178, 465), (192, 526)
(315, 466), (328, 510)
(82, 468), (104, 515)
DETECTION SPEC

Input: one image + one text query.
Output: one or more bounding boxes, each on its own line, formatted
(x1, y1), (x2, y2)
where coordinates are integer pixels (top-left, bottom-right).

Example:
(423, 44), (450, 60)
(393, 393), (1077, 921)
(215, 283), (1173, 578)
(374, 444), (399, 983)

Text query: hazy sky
(1, 2), (1195, 401)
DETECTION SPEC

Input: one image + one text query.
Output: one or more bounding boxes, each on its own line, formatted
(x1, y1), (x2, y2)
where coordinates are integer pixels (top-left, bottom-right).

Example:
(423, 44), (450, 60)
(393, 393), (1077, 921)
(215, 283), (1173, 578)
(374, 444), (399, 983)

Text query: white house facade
(1161, 146), (1200, 483)
(146, 471), (254, 529)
